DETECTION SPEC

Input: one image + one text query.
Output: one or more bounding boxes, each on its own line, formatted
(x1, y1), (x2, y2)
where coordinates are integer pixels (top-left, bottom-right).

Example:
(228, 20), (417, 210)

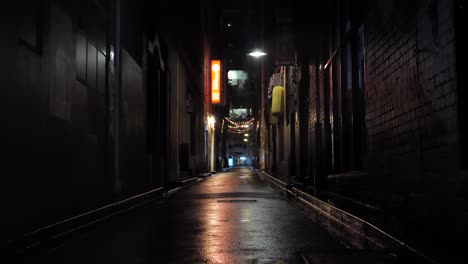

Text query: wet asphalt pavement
(19, 168), (346, 264)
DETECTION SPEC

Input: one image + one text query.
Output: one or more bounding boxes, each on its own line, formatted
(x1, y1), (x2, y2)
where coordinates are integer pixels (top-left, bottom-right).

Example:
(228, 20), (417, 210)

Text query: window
(75, 0), (108, 134)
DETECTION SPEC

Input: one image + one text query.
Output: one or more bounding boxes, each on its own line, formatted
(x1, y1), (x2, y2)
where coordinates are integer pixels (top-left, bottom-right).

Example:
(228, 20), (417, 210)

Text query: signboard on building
(211, 60), (226, 106)
(211, 60), (221, 104)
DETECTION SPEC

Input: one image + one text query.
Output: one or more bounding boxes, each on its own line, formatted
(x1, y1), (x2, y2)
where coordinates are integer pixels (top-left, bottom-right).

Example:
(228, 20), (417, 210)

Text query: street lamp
(207, 115), (216, 129)
(247, 50), (267, 58)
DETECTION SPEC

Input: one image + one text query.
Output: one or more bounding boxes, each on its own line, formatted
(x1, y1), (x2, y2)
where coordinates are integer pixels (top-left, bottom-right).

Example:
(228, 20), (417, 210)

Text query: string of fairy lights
(225, 117), (255, 134)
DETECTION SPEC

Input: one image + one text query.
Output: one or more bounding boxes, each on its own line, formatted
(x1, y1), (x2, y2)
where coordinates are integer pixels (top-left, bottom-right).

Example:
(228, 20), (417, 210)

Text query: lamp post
(247, 48), (266, 172)
(207, 115), (216, 173)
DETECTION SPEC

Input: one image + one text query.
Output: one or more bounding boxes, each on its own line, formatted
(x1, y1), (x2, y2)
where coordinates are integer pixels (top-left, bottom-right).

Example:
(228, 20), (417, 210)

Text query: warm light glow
(207, 115), (216, 129)
(244, 133), (249, 137)
(212, 64), (220, 71)
(247, 50), (267, 57)
(211, 60), (221, 104)
(243, 138), (248, 142)
(225, 117), (255, 134)
(271, 86), (284, 115)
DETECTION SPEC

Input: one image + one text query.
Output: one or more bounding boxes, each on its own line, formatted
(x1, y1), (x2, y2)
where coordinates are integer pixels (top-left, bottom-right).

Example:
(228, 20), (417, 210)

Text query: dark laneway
(3, 2), (466, 263)
(18, 168), (345, 264)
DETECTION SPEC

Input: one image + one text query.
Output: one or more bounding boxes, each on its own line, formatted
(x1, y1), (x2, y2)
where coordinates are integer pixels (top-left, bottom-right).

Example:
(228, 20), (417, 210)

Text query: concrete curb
(197, 172), (212, 178)
(167, 177), (205, 197)
(256, 170), (436, 264)
(176, 177), (201, 186)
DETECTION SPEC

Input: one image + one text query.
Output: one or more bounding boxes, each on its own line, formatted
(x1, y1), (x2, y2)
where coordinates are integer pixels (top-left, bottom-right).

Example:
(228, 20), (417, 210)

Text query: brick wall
(365, 0), (458, 188)
(363, 0), (461, 254)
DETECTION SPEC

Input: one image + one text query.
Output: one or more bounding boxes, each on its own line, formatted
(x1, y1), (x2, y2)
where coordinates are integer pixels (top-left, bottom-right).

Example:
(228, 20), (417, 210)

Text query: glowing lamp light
(247, 50), (267, 57)
(212, 64), (220, 71)
(207, 115), (216, 129)
(244, 133), (249, 137)
(243, 138), (248, 142)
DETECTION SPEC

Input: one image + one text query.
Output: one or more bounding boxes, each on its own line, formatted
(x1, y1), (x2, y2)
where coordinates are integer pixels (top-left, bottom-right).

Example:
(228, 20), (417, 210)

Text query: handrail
(257, 170), (436, 264)
(4, 187), (165, 248)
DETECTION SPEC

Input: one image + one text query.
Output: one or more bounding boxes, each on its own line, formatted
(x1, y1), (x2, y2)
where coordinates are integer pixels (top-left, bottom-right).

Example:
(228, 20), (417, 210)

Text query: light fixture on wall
(207, 115), (216, 130)
(247, 50), (267, 58)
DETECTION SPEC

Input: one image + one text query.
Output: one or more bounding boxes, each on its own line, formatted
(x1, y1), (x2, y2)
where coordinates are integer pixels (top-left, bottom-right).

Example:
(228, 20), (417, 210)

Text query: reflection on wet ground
(21, 168), (345, 264)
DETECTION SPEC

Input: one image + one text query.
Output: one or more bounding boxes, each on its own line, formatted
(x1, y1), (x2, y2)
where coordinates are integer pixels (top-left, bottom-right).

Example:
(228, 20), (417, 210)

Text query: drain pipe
(113, 0), (122, 197)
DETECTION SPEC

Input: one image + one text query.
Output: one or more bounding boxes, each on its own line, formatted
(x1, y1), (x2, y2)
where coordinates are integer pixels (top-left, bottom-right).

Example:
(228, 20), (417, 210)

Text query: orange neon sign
(211, 60), (221, 104)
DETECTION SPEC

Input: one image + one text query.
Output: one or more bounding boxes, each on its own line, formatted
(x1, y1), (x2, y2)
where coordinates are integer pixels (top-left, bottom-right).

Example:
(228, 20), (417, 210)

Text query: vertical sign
(211, 60), (221, 104)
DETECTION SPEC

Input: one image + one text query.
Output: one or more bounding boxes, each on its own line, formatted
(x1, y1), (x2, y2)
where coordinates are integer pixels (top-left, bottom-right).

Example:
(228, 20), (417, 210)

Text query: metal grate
(217, 199), (257, 203)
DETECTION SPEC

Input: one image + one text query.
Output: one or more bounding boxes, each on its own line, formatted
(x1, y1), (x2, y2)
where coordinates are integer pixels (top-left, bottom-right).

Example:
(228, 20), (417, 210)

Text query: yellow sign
(211, 60), (221, 104)
(271, 86), (284, 115)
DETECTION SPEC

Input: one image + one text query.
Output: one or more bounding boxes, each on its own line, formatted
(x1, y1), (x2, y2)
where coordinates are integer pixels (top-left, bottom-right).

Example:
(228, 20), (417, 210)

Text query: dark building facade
(1, 0), (220, 249)
(259, 0), (466, 261)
